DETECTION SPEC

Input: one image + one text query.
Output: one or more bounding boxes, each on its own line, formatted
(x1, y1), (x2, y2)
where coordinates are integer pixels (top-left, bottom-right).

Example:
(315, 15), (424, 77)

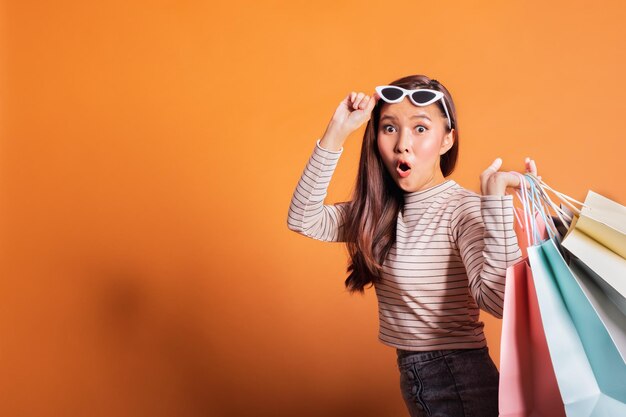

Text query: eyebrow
(380, 114), (431, 122)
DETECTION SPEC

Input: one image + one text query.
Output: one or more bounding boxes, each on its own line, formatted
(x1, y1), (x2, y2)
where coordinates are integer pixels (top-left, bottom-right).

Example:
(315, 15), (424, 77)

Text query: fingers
(352, 92), (365, 109)
(349, 91), (374, 110)
(480, 157), (544, 195)
(479, 158), (503, 195)
(365, 91), (378, 113)
(524, 157), (536, 174)
(479, 158), (502, 186)
(524, 156), (541, 181)
(485, 157), (503, 173)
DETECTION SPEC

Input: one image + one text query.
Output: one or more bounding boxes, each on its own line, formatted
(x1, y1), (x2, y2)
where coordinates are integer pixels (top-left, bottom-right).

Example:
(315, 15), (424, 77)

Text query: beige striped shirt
(287, 139), (523, 351)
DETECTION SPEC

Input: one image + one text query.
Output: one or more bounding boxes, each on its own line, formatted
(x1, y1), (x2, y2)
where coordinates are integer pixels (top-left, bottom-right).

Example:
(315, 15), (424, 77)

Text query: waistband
(396, 346), (488, 367)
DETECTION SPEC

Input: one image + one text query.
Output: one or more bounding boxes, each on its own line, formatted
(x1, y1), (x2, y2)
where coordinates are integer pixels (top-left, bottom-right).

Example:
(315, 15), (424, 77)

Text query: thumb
(487, 157), (502, 172)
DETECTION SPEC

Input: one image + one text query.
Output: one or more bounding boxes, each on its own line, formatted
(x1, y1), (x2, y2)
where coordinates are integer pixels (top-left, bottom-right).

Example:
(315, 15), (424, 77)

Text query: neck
(403, 178), (457, 206)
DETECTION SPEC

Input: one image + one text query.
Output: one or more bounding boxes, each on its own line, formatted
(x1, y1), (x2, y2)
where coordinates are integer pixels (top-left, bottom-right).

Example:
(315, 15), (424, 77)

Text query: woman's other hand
(480, 156), (541, 196)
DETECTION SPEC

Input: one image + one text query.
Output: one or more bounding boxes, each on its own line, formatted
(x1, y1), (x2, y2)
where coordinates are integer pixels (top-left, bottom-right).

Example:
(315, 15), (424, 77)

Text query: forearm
(318, 120), (349, 152)
(455, 194), (523, 318)
(286, 139), (348, 242)
(476, 195), (522, 315)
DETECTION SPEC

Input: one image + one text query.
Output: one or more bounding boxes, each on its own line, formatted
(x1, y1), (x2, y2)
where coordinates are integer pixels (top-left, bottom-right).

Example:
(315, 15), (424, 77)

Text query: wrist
(485, 181), (506, 196)
(320, 122), (348, 151)
(483, 175), (509, 196)
(485, 185), (507, 196)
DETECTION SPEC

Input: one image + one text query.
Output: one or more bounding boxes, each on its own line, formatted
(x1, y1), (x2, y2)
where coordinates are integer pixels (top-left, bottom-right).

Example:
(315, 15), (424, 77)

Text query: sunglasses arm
(441, 99), (452, 130)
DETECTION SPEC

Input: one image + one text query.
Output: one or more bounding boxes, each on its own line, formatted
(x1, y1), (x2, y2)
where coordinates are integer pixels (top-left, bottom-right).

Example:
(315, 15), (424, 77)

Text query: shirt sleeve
(286, 139), (351, 243)
(450, 193), (523, 318)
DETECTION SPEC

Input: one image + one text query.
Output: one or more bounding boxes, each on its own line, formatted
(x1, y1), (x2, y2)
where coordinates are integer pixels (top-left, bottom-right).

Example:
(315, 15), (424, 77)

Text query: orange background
(1, 1), (625, 416)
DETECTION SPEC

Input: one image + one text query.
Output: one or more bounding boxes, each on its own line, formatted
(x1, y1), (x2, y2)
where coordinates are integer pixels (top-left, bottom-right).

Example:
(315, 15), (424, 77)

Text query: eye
(382, 124), (397, 134)
(416, 125), (427, 133)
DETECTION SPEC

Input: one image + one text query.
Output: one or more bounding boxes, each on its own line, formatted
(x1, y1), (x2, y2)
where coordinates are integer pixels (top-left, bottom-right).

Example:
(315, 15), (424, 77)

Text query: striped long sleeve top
(287, 139), (523, 351)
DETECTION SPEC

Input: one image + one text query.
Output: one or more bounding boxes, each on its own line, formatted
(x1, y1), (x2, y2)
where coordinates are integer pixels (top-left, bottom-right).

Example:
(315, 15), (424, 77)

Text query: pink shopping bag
(499, 207), (565, 417)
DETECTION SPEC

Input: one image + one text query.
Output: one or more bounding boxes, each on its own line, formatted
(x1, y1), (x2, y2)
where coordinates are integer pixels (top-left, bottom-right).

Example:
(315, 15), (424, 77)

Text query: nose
(394, 128), (411, 153)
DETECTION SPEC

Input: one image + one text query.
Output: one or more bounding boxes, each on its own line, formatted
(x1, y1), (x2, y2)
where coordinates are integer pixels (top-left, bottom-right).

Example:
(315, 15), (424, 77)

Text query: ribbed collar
(403, 179), (458, 207)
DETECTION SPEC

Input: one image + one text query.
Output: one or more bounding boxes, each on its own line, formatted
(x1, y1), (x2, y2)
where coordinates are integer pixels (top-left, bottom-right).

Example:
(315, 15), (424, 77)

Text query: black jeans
(396, 346), (499, 417)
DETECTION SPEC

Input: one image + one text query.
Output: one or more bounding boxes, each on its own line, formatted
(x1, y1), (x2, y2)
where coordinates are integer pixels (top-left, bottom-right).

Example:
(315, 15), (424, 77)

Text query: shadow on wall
(77, 262), (232, 417)
(87, 264), (400, 417)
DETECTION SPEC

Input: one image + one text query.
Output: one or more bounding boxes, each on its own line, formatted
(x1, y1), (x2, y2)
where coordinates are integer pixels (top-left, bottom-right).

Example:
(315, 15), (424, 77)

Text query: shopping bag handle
(524, 172), (588, 216)
(510, 172), (534, 245)
(511, 172), (565, 245)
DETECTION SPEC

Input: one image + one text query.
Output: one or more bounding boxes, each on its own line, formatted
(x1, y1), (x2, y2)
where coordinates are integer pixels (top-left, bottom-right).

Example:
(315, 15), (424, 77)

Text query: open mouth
(396, 160), (412, 177)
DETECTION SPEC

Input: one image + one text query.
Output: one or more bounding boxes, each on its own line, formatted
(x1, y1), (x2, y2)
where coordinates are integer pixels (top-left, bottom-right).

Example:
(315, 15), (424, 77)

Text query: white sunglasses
(375, 85), (452, 130)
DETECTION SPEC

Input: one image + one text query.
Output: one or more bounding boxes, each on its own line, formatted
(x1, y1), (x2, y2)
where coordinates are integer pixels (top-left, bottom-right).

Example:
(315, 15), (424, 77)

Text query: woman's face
(376, 97), (455, 193)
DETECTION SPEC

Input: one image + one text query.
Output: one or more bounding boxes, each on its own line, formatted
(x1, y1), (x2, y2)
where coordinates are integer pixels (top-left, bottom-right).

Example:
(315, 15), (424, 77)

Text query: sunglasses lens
(380, 87), (403, 101)
(411, 90), (437, 104)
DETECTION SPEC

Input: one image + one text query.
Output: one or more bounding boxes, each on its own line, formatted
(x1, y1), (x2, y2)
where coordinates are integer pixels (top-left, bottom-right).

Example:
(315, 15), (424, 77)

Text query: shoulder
(447, 182), (515, 212)
(445, 184), (483, 238)
(447, 183), (481, 213)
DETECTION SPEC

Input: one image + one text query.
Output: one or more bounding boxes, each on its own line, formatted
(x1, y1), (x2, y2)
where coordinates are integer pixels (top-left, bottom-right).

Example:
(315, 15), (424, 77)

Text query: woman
(286, 74), (538, 417)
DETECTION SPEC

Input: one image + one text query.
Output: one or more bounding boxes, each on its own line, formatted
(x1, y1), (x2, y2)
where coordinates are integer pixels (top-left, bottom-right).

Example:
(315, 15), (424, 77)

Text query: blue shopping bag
(528, 237), (626, 416)
(568, 256), (626, 363)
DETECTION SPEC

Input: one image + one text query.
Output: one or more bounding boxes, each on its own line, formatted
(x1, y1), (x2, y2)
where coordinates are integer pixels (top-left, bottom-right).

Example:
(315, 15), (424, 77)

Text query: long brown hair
(343, 74), (460, 294)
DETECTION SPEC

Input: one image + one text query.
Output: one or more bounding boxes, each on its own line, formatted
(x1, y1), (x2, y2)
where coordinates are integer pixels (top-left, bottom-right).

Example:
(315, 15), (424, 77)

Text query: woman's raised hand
(333, 91), (379, 134)
(319, 91), (379, 151)
(480, 156), (542, 196)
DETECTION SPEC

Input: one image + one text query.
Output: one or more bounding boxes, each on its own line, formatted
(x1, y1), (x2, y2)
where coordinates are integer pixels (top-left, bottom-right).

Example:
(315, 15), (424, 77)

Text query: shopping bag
(510, 174), (626, 416)
(568, 255), (626, 363)
(499, 260), (566, 417)
(529, 237), (626, 417)
(568, 190), (626, 258)
(560, 191), (626, 357)
(561, 191), (626, 305)
(499, 199), (566, 416)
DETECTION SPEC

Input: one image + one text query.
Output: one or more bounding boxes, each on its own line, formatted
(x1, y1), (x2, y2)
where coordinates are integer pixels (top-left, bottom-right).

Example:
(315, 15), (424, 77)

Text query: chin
(394, 179), (412, 192)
